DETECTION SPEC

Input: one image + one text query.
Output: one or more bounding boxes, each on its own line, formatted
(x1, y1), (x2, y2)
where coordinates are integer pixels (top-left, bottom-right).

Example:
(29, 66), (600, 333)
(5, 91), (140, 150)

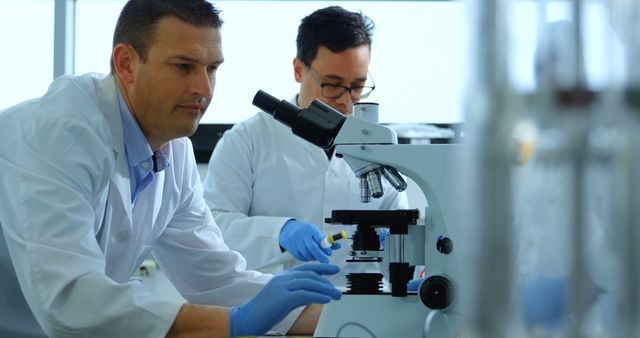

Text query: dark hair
(296, 6), (374, 67)
(110, 0), (223, 73)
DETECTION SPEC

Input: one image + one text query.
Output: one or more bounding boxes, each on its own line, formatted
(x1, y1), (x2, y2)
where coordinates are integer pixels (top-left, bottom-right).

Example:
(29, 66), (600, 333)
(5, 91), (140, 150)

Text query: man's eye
(176, 64), (191, 72)
(207, 65), (218, 74)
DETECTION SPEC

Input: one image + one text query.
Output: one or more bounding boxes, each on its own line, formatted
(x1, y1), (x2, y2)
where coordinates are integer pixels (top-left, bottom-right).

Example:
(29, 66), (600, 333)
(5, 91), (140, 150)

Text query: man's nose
(336, 89), (355, 104)
(190, 69), (214, 98)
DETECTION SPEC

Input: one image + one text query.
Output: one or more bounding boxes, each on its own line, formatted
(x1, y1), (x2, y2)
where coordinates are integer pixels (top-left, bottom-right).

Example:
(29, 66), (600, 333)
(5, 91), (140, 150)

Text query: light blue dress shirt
(116, 88), (170, 203)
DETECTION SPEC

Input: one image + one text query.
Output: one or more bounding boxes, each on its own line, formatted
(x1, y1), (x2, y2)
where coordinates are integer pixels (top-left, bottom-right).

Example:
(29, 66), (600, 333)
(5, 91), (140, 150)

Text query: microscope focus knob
(436, 236), (453, 254)
(419, 275), (454, 310)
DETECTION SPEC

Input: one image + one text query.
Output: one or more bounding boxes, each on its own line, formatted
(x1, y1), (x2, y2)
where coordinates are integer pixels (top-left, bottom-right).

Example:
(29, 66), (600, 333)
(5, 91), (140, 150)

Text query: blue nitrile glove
(378, 228), (389, 249)
(279, 219), (335, 263)
(229, 263), (342, 337)
(408, 278), (424, 292)
(522, 275), (568, 328)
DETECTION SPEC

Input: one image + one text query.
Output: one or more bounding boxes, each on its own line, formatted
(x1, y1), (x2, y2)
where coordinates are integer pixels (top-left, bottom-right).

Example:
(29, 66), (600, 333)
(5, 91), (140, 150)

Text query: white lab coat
(0, 73), (297, 337)
(202, 105), (409, 285)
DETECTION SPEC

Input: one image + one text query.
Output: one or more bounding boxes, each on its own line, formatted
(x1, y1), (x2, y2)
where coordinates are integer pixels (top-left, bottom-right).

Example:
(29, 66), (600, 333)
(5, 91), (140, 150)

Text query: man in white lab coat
(203, 6), (409, 284)
(0, 1), (341, 337)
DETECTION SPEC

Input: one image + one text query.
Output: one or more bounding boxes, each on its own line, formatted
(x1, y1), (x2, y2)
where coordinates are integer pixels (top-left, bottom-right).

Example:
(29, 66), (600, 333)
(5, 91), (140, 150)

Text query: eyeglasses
(305, 66), (375, 100)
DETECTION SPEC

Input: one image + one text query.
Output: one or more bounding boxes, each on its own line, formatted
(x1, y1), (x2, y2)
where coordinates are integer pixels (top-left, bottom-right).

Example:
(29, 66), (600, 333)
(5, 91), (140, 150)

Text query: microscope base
(314, 294), (461, 337)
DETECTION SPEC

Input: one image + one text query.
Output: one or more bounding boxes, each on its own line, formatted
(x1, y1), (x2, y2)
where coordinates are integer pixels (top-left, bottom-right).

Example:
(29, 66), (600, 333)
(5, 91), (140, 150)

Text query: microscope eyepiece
(252, 90), (346, 149)
(252, 90), (279, 115)
(252, 90), (300, 126)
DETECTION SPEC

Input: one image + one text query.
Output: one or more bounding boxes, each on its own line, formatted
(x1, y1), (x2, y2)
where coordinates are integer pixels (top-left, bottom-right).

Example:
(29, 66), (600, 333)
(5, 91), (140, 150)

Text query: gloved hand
(229, 263), (342, 337)
(521, 275), (568, 328)
(378, 228), (389, 249)
(408, 278), (424, 292)
(279, 219), (338, 263)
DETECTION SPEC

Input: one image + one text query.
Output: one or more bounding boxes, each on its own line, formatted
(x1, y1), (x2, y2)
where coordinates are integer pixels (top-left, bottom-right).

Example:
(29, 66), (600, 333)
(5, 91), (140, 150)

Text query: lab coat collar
(94, 74), (126, 159)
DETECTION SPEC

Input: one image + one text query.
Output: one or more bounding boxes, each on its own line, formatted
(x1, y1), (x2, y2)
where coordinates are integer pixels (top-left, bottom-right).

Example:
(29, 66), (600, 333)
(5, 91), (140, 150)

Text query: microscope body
(314, 143), (463, 338)
(251, 91), (462, 337)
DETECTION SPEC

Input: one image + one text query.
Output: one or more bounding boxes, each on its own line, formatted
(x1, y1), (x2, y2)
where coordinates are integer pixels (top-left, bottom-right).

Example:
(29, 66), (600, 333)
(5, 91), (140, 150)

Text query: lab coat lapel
(96, 75), (133, 222)
(95, 75), (135, 279)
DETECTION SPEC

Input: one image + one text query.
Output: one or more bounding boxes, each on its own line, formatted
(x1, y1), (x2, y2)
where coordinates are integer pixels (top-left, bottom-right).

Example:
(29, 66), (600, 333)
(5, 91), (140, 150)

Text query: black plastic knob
(436, 236), (453, 254)
(419, 275), (454, 310)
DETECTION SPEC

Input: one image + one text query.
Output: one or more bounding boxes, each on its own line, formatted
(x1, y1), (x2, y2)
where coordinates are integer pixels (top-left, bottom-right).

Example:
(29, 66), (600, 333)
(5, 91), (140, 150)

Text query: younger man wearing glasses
(203, 6), (408, 284)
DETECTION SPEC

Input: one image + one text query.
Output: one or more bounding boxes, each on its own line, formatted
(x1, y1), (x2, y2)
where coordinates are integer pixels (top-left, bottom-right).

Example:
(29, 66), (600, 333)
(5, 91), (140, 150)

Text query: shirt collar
(116, 87), (170, 172)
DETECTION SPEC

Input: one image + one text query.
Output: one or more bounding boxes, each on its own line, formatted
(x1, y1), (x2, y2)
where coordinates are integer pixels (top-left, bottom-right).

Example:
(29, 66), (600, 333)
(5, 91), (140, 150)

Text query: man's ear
(112, 43), (137, 84)
(293, 58), (305, 83)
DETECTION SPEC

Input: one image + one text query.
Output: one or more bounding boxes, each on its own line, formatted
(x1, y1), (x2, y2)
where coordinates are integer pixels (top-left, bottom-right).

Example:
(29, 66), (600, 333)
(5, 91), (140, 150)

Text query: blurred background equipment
(461, 0), (640, 337)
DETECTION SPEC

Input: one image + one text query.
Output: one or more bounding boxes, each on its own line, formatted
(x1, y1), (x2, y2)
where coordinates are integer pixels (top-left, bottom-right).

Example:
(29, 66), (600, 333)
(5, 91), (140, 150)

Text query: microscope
(252, 90), (462, 337)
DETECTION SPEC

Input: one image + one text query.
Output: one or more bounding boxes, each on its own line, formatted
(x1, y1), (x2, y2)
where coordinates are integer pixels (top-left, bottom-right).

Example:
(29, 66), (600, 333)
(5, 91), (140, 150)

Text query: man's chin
(175, 121), (201, 139)
(186, 123), (200, 137)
